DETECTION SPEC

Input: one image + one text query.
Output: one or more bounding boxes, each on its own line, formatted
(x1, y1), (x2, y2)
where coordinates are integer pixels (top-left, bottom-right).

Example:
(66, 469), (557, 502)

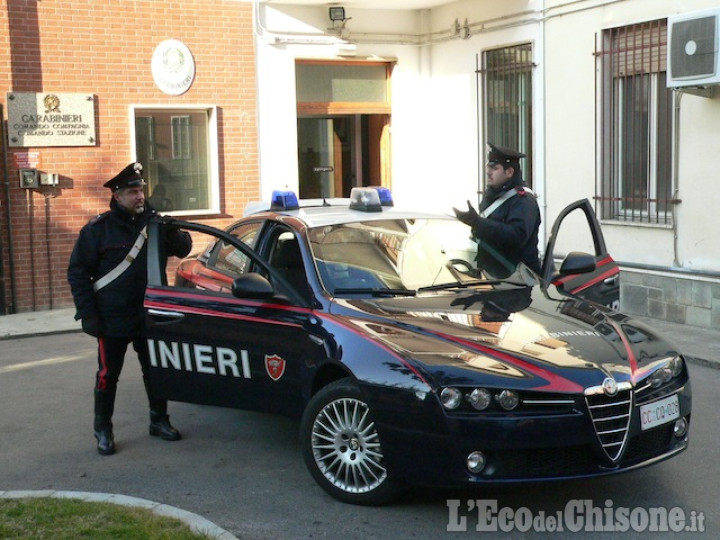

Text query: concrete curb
(0, 490), (239, 540)
(0, 328), (82, 341)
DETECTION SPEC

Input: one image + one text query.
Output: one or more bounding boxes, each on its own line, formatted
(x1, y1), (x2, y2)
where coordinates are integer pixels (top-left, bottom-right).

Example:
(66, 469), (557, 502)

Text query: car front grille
(485, 444), (598, 478)
(623, 423), (675, 463)
(585, 388), (632, 462)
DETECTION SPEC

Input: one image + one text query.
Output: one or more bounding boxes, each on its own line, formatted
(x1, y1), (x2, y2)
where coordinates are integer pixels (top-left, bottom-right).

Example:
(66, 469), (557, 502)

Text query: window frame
(481, 43), (534, 189)
(130, 104), (220, 216)
(597, 20), (677, 226)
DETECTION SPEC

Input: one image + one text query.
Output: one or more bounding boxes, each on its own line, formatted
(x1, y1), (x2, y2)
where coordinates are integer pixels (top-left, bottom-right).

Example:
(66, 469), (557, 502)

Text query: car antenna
(320, 175), (330, 206)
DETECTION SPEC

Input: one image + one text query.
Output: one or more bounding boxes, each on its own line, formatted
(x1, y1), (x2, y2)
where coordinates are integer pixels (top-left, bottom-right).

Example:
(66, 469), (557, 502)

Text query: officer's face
(486, 163), (514, 189)
(114, 186), (146, 214)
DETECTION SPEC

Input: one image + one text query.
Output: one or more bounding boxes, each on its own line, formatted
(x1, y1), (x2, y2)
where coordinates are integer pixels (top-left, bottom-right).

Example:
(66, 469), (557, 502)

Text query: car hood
(329, 285), (679, 392)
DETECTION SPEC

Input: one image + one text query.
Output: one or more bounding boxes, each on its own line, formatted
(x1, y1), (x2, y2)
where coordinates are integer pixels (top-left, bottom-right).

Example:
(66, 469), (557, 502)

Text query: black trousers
(95, 335), (150, 392)
(94, 336), (166, 431)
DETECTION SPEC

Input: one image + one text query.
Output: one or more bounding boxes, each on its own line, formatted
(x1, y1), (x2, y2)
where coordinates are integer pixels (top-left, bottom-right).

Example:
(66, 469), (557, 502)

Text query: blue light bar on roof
(270, 190), (300, 211)
(372, 186), (394, 207)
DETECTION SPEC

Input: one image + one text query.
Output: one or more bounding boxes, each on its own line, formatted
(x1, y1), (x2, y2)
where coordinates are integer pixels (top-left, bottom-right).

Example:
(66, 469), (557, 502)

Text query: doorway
(295, 60), (393, 199)
(297, 114), (389, 199)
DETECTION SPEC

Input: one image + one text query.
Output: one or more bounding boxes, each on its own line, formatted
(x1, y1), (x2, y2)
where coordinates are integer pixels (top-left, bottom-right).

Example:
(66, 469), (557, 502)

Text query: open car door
(541, 199), (620, 310)
(143, 217), (321, 418)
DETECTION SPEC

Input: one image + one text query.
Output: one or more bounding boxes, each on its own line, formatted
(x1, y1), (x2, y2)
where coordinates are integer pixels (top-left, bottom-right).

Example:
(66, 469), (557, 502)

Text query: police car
(144, 188), (691, 505)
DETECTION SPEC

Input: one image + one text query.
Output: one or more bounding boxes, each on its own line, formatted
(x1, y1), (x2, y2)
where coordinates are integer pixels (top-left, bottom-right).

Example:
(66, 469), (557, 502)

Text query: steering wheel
(448, 259), (474, 273)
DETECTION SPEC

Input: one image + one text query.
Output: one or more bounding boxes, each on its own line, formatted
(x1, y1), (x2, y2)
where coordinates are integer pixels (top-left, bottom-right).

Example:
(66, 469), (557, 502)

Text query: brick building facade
(0, 0), (258, 314)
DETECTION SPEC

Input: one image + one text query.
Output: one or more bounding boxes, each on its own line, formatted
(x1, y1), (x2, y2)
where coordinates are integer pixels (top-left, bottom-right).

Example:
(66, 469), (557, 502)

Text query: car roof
(244, 198), (454, 229)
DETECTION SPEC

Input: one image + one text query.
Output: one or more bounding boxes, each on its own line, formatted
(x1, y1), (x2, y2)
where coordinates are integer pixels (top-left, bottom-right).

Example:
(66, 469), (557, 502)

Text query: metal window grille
(597, 20), (678, 224)
(480, 44), (534, 188)
(171, 115), (192, 159)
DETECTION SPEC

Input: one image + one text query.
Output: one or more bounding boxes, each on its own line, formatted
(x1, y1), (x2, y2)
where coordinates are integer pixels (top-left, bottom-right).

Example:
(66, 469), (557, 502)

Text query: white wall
(255, 1), (541, 213)
(255, 0), (720, 275)
(542, 0), (720, 271)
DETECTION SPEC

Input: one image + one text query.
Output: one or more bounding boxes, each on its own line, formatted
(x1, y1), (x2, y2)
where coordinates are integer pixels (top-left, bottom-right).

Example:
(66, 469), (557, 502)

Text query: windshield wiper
(333, 288), (417, 297)
(418, 280), (501, 292)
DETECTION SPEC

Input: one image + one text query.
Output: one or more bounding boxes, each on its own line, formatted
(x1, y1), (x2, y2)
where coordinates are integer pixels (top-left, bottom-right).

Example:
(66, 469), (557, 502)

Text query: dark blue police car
(144, 188), (691, 505)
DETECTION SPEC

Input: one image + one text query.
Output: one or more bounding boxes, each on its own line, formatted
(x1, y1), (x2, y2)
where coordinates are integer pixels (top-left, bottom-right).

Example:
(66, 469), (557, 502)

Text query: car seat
(271, 237), (308, 300)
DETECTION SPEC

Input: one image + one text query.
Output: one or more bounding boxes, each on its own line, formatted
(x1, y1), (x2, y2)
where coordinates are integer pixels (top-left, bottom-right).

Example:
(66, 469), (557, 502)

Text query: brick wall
(0, 0), (258, 313)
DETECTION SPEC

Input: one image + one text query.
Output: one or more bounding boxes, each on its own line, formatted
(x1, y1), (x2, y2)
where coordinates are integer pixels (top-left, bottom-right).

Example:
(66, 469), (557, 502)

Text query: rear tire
(300, 378), (402, 505)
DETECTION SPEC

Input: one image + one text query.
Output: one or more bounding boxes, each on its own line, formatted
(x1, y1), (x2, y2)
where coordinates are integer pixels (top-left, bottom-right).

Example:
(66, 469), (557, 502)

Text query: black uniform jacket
(67, 199), (192, 338)
(471, 181), (541, 276)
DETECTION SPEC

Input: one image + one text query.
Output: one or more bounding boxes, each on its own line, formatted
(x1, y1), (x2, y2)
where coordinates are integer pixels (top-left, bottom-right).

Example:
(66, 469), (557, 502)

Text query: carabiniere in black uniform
(67, 162), (192, 455)
(454, 143), (541, 276)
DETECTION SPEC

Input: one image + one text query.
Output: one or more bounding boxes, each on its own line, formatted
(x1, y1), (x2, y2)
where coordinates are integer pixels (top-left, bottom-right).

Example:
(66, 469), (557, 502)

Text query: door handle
(147, 308), (185, 324)
(603, 275), (618, 286)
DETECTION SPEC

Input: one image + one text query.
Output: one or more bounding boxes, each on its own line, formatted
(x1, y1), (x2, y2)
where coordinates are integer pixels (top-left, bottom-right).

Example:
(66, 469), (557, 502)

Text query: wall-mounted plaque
(6, 92), (96, 147)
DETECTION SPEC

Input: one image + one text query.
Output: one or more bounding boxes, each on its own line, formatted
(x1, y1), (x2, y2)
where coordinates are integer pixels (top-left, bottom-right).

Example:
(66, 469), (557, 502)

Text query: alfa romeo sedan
(143, 188), (691, 505)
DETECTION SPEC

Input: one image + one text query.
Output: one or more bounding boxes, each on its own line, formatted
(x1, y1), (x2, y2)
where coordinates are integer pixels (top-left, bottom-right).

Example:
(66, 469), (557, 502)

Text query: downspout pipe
(672, 90), (683, 267)
(1, 116), (18, 314)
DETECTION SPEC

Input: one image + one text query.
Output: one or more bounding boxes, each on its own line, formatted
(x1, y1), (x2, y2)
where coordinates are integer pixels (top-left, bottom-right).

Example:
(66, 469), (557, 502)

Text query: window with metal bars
(481, 44), (534, 188)
(597, 20), (678, 224)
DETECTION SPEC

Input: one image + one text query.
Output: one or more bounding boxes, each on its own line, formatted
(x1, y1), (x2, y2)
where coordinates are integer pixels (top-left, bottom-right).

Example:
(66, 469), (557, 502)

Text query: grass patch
(0, 497), (214, 539)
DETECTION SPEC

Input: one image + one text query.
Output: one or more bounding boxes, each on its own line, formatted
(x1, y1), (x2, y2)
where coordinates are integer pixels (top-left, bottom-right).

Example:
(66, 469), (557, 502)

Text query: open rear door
(541, 199), (620, 310)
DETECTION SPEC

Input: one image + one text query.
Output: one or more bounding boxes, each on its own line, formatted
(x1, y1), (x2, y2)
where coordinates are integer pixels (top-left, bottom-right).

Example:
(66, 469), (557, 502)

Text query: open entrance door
(297, 115), (389, 198)
(295, 61), (393, 198)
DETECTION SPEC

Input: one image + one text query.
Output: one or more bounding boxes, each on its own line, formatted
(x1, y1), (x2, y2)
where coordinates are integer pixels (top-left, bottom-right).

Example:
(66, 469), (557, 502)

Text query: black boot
(149, 411), (182, 441)
(94, 389), (116, 455)
(94, 429), (115, 455)
(144, 377), (181, 441)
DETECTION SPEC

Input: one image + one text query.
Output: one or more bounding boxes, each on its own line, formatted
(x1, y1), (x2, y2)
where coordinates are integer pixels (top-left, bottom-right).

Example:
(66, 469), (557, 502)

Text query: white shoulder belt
(479, 187), (534, 218)
(479, 189), (517, 218)
(93, 226), (148, 292)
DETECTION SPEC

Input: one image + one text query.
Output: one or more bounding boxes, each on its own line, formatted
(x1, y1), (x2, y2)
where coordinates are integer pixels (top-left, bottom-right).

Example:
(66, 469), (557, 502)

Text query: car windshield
(307, 217), (535, 295)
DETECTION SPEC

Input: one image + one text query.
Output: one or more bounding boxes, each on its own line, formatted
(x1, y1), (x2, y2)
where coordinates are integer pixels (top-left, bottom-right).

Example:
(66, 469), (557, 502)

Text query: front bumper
(370, 381), (691, 488)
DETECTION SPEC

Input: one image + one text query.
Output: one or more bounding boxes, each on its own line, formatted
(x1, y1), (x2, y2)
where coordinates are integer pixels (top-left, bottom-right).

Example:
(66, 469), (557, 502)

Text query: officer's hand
(453, 201), (479, 226)
(450, 293), (481, 310)
(82, 316), (103, 338)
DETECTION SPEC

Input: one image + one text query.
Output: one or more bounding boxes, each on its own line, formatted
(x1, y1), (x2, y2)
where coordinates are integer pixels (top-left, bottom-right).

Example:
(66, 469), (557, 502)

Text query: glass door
(295, 61), (393, 199)
(297, 115), (390, 199)
(297, 117), (349, 199)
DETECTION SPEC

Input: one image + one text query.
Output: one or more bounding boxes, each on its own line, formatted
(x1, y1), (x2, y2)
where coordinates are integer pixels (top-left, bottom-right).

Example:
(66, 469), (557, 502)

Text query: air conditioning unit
(667, 8), (720, 88)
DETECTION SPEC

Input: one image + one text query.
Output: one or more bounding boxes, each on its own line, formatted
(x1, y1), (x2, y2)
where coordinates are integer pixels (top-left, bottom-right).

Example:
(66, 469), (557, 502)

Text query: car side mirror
(558, 251), (596, 276)
(231, 273), (275, 299)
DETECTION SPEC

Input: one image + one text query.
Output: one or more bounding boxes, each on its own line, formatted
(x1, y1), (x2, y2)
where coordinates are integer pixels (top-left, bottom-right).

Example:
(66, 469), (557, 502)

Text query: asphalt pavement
(0, 306), (717, 540)
(0, 307), (239, 540)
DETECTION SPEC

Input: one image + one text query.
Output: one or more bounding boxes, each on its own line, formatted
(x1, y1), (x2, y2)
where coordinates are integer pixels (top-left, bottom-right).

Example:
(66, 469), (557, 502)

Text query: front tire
(300, 378), (401, 505)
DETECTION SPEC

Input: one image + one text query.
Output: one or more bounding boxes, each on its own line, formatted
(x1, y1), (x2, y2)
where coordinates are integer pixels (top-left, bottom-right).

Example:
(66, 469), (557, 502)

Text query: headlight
(440, 387), (463, 410)
(648, 369), (667, 388)
(649, 356), (684, 388)
(466, 388), (492, 411)
(495, 389), (519, 411)
(668, 356), (684, 377)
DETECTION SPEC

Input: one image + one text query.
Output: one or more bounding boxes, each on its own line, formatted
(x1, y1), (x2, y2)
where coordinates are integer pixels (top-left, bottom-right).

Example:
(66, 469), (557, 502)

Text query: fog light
(467, 451), (486, 473)
(467, 388), (492, 411)
(440, 387), (463, 410)
(673, 417), (688, 438)
(495, 389), (519, 411)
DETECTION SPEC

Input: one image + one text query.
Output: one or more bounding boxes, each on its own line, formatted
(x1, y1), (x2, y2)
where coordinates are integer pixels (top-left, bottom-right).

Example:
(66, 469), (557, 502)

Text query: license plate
(640, 394), (680, 431)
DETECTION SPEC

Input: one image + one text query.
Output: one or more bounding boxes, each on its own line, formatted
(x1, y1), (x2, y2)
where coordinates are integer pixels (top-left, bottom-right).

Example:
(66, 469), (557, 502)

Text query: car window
(265, 228), (311, 303)
(307, 218), (486, 293)
(172, 223), (263, 294)
(212, 223), (261, 277)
